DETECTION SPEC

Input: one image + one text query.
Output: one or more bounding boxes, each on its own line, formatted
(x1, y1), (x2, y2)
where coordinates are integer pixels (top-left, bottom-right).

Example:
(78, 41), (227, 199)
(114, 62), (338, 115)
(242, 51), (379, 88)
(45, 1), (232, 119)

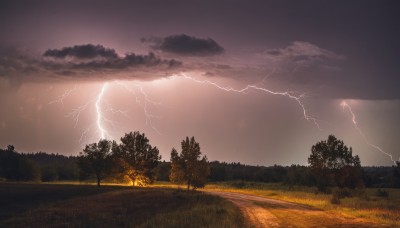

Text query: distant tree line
(0, 145), (78, 182)
(1, 134), (400, 190)
(149, 161), (398, 188)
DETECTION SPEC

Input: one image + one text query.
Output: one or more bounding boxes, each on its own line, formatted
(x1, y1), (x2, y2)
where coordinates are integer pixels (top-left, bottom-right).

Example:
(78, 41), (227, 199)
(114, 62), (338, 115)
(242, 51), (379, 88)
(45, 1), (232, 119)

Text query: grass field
(1, 181), (399, 227)
(200, 181), (400, 227)
(0, 182), (245, 227)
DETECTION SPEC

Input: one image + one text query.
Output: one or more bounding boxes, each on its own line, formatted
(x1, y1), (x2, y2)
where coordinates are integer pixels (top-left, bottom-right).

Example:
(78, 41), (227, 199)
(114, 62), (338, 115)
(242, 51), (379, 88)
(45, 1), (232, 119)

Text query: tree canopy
(0, 145), (41, 181)
(170, 137), (210, 190)
(77, 139), (114, 186)
(115, 131), (161, 186)
(308, 135), (363, 191)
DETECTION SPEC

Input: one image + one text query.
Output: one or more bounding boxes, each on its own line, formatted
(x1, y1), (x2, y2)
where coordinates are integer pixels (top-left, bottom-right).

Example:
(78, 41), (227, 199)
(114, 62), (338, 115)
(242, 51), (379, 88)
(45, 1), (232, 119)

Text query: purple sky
(1, 0), (400, 166)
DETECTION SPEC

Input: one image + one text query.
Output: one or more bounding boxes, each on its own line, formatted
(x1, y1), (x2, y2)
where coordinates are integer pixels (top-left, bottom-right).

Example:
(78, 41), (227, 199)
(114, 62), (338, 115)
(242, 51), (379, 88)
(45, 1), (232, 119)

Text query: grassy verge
(0, 183), (245, 227)
(200, 181), (400, 227)
(0, 182), (123, 220)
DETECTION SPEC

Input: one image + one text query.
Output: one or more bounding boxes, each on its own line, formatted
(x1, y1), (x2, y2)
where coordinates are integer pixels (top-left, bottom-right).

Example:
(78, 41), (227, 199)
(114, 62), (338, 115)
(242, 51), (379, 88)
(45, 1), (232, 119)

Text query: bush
(333, 188), (352, 198)
(376, 189), (389, 198)
(331, 188), (354, 205)
(330, 194), (341, 204)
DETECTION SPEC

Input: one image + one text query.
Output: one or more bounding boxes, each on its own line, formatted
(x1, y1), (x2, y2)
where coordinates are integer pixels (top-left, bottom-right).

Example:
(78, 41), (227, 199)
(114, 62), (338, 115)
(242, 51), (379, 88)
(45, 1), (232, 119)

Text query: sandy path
(205, 190), (380, 228)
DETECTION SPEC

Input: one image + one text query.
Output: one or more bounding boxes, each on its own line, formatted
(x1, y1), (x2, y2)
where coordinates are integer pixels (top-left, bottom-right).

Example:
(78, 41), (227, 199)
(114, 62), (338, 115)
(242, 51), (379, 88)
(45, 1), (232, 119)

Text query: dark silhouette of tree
(0, 145), (41, 181)
(77, 139), (113, 186)
(393, 161), (400, 188)
(170, 136), (210, 190)
(308, 135), (363, 192)
(115, 131), (161, 186)
(7, 145), (15, 152)
(155, 161), (171, 181)
(209, 161), (228, 181)
(25, 152), (79, 181)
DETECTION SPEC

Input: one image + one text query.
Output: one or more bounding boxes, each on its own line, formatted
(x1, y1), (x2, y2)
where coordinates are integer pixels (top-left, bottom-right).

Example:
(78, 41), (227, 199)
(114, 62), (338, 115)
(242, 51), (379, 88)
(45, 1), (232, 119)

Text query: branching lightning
(341, 101), (398, 165)
(50, 80), (163, 147)
(48, 85), (78, 107)
(182, 74), (321, 129)
(96, 83), (108, 139)
(49, 75), (398, 166)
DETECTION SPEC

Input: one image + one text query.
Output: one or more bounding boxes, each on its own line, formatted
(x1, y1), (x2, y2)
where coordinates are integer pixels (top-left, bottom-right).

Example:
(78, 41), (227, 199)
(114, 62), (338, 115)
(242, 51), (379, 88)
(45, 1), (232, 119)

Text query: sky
(1, 0), (400, 166)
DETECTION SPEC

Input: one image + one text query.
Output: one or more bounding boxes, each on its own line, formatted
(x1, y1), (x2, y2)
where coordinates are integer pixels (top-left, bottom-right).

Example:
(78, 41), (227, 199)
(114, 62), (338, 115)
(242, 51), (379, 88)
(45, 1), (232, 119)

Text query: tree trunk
(97, 176), (101, 187)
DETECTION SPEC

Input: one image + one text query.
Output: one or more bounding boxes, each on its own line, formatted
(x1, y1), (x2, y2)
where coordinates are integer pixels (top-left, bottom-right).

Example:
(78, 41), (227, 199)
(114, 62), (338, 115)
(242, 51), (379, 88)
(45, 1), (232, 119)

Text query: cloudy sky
(1, 0), (399, 166)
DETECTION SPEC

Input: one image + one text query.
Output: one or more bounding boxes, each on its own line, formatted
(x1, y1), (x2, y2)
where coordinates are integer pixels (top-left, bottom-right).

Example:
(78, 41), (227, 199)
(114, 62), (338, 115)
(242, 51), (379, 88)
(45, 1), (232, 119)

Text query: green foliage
(155, 161), (170, 181)
(308, 135), (363, 192)
(393, 161), (400, 188)
(0, 146), (41, 181)
(41, 166), (59, 182)
(330, 194), (341, 204)
(25, 152), (79, 181)
(376, 188), (389, 198)
(170, 136), (210, 190)
(77, 139), (114, 186)
(115, 131), (161, 185)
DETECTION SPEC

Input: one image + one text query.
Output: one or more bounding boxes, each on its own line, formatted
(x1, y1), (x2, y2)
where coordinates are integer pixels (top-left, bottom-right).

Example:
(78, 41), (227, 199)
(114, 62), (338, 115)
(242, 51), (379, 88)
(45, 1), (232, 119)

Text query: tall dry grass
(0, 183), (245, 227)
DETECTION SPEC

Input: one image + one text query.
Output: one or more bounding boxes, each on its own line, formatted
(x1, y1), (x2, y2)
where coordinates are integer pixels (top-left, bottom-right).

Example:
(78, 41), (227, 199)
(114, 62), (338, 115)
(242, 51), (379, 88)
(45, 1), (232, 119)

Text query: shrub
(330, 194), (341, 204)
(376, 189), (389, 198)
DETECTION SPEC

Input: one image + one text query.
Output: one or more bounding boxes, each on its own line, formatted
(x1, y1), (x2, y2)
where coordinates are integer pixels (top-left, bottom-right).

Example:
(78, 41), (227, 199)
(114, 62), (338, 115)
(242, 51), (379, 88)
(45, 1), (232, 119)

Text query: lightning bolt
(48, 85), (78, 107)
(96, 83), (108, 139)
(50, 80), (163, 147)
(182, 74), (321, 129)
(341, 101), (398, 165)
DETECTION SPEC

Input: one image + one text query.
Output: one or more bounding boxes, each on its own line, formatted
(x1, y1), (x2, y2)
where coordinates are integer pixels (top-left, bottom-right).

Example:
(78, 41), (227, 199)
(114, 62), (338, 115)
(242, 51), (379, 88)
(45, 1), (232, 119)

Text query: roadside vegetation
(202, 181), (400, 227)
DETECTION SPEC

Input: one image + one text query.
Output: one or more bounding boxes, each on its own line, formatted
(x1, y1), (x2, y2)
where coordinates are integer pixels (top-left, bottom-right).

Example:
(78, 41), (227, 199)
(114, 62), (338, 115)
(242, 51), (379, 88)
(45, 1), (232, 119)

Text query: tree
(393, 161), (400, 188)
(116, 131), (161, 186)
(77, 139), (113, 186)
(0, 145), (41, 181)
(170, 136), (210, 190)
(7, 145), (15, 152)
(308, 135), (363, 192)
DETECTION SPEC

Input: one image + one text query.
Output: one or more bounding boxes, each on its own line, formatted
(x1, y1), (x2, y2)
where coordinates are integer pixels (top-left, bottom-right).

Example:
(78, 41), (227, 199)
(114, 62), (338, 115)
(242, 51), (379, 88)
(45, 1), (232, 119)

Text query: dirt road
(206, 191), (380, 227)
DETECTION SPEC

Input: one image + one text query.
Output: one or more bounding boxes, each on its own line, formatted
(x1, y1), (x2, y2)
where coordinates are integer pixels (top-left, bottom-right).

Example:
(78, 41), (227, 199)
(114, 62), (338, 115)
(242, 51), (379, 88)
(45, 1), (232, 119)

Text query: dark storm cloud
(43, 44), (118, 59)
(143, 34), (224, 56)
(0, 44), (183, 83)
(43, 44), (182, 70)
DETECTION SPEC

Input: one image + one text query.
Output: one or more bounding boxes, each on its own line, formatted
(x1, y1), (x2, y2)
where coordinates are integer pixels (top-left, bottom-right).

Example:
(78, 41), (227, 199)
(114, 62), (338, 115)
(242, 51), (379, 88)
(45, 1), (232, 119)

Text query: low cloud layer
(0, 44), (183, 83)
(144, 34), (224, 56)
(43, 44), (118, 59)
(44, 45), (182, 70)
(1, 40), (399, 99)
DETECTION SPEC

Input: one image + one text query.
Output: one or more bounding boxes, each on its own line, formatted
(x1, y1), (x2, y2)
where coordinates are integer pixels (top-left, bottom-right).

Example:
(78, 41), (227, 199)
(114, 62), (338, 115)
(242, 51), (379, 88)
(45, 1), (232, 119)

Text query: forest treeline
(1, 146), (399, 188)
